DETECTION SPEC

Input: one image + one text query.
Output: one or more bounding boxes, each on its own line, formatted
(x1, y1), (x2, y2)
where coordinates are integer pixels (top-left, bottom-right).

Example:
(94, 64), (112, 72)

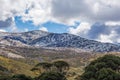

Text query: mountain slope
(30, 33), (120, 52)
(0, 30), (49, 46)
(0, 30), (120, 52)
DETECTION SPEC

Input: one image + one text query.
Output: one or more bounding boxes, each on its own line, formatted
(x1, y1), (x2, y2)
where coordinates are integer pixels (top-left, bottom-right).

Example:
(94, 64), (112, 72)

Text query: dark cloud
(87, 22), (111, 39)
(83, 22), (120, 43)
(51, 0), (91, 19)
(92, 6), (120, 22)
(51, 0), (120, 23)
(0, 18), (13, 28)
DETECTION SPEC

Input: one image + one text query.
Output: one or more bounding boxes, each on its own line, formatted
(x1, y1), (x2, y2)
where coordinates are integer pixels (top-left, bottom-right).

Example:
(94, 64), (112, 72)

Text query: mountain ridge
(0, 30), (120, 52)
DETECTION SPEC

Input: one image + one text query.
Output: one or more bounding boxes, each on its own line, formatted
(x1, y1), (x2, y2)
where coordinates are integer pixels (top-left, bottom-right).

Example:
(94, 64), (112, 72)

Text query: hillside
(0, 30), (120, 52)
(1, 45), (120, 67)
(0, 45), (120, 80)
(0, 56), (35, 76)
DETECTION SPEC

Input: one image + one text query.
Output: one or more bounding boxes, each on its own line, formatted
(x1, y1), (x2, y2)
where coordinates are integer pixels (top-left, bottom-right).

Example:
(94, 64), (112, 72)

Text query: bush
(0, 76), (11, 80)
(53, 61), (69, 74)
(11, 74), (33, 80)
(36, 72), (67, 80)
(77, 55), (120, 80)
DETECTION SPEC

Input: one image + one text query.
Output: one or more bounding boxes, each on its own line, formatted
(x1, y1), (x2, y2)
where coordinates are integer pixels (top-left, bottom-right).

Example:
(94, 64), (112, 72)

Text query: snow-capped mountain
(0, 30), (49, 46)
(0, 30), (120, 52)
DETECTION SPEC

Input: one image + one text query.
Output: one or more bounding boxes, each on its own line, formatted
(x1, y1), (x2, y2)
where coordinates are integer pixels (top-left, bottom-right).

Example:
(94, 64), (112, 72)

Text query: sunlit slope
(0, 56), (34, 76)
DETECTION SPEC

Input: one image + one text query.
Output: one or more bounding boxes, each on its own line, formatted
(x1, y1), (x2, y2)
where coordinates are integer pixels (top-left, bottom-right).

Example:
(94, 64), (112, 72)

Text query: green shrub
(36, 72), (67, 80)
(77, 55), (120, 80)
(11, 74), (33, 80)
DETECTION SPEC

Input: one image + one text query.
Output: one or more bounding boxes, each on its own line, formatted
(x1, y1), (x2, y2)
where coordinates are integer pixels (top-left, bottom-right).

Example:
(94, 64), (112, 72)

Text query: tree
(89, 55), (120, 71)
(53, 61), (69, 74)
(96, 68), (120, 80)
(36, 72), (67, 80)
(31, 62), (52, 73)
(76, 55), (120, 80)
(31, 61), (69, 75)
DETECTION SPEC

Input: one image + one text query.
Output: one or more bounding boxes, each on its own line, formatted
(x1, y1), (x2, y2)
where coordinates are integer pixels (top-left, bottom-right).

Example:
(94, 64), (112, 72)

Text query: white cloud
(105, 21), (120, 26)
(0, 0), (51, 26)
(98, 31), (118, 43)
(68, 22), (91, 37)
(0, 29), (6, 32)
(98, 35), (113, 43)
(1, 0), (120, 26)
(21, 0), (52, 25)
(39, 27), (48, 32)
(0, 0), (27, 21)
(117, 39), (120, 43)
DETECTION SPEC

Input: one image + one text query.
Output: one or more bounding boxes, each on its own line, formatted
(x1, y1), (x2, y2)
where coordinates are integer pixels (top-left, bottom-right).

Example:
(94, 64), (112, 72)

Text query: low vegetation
(0, 58), (69, 80)
(0, 56), (34, 76)
(31, 61), (69, 75)
(76, 55), (120, 80)
(0, 46), (120, 80)
(37, 72), (67, 80)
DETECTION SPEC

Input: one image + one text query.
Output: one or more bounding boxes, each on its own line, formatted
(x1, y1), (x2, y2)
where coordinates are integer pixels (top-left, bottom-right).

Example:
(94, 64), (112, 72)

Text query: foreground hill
(0, 30), (120, 52)
(0, 56), (35, 76)
(0, 46), (120, 80)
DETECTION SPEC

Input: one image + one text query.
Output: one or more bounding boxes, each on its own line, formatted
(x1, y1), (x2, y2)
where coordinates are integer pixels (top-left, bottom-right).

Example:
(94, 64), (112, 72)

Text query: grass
(0, 56), (35, 77)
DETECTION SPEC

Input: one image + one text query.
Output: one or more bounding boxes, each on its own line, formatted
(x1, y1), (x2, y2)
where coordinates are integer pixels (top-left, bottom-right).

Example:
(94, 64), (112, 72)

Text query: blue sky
(15, 17), (37, 31)
(14, 16), (69, 33)
(0, 0), (120, 43)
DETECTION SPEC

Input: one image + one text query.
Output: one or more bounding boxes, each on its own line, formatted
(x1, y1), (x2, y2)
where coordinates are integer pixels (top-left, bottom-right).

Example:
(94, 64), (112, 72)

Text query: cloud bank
(0, 0), (120, 43)
(1, 0), (120, 25)
(69, 22), (120, 43)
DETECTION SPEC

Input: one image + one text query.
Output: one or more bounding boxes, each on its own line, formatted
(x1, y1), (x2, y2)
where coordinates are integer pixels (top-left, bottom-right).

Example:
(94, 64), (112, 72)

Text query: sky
(0, 0), (120, 43)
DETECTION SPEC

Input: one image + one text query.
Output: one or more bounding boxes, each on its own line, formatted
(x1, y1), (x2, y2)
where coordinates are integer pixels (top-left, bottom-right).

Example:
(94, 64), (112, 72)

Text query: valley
(0, 30), (120, 80)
